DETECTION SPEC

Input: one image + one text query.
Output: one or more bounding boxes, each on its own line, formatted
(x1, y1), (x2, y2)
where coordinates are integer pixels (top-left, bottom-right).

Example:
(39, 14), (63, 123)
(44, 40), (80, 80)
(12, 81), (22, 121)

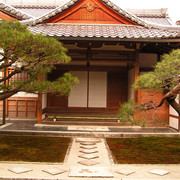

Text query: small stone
(78, 159), (100, 166)
(149, 169), (170, 176)
(80, 145), (97, 149)
(8, 167), (32, 174)
(80, 142), (96, 145)
(42, 167), (67, 175)
(115, 169), (135, 176)
(79, 154), (99, 159)
(80, 149), (98, 154)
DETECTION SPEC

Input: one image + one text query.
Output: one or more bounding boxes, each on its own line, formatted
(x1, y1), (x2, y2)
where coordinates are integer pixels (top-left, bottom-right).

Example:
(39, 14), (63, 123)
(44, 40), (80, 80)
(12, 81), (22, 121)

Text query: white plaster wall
(169, 117), (179, 130)
(42, 74), (47, 110)
(42, 93), (47, 109)
(139, 53), (157, 68)
(88, 72), (107, 108)
(128, 68), (134, 100)
(169, 94), (179, 130)
(12, 92), (38, 97)
(68, 71), (88, 107)
(170, 94), (179, 116)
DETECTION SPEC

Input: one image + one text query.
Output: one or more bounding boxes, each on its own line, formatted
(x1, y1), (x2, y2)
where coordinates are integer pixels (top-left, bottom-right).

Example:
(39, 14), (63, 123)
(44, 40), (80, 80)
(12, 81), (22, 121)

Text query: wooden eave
(0, 10), (20, 20)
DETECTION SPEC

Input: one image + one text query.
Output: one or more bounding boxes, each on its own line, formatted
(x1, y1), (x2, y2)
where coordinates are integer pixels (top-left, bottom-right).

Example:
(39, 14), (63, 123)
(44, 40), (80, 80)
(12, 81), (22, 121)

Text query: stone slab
(78, 160), (100, 166)
(8, 167), (33, 174)
(80, 149), (98, 154)
(79, 154), (99, 160)
(115, 169), (135, 176)
(76, 138), (102, 143)
(42, 168), (67, 175)
(80, 145), (97, 149)
(80, 142), (96, 146)
(69, 166), (113, 177)
(149, 169), (170, 176)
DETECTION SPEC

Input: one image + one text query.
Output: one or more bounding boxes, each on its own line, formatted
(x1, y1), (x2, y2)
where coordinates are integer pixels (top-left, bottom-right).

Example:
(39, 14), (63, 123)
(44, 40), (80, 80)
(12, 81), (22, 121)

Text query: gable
(43, 0), (137, 25)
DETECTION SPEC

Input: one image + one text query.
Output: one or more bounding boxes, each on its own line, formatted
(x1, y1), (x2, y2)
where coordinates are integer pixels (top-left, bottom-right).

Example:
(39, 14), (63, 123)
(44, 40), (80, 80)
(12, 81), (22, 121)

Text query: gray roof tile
(28, 23), (180, 40)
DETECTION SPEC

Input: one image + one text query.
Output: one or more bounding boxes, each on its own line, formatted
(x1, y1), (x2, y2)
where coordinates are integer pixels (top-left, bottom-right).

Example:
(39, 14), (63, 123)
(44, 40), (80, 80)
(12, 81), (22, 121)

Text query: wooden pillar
(37, 75), (43, 123)
(134, 44), (140, 123)
(134, 43), (140, 103)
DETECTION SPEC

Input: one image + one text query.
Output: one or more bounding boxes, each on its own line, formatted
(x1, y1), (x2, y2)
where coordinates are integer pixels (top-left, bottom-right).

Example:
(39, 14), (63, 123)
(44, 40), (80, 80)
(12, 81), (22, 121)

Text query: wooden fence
(0, 97), (37, 119)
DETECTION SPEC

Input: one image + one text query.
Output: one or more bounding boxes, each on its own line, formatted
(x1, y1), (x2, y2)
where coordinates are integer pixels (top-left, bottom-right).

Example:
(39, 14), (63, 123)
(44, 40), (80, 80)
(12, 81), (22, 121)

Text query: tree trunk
(156, 84), (180, 115)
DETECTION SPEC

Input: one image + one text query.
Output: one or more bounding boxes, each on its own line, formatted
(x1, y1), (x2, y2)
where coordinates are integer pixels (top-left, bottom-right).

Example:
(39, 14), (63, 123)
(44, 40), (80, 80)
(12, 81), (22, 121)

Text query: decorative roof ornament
(86, 1), (95, 12)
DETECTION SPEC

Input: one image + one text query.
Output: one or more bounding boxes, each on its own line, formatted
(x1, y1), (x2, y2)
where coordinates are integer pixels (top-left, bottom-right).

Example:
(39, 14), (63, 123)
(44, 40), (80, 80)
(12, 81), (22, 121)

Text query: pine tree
(0, 21), (78, 101)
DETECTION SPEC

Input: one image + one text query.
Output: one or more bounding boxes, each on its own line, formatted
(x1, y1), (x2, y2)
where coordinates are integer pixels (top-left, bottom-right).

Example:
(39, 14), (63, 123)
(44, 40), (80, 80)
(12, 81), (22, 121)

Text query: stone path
(0, 137), (179, 179)
(67, 137), (113, 177)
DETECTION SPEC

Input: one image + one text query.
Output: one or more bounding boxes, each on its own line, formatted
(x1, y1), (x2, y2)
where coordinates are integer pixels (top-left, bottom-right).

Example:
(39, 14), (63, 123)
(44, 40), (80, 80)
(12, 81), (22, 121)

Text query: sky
(2, 0), (180, 23)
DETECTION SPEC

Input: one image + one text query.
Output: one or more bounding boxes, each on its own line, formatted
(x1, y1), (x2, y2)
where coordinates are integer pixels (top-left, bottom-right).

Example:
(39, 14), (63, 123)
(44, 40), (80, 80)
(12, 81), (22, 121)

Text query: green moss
(107, 137), (180, 164)
(0, 136), (71, 162)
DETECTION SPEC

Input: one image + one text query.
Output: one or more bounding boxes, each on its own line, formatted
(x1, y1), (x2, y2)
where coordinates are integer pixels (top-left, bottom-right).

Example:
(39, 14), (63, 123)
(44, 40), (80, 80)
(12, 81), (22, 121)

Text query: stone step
(42, 120), (120, 126)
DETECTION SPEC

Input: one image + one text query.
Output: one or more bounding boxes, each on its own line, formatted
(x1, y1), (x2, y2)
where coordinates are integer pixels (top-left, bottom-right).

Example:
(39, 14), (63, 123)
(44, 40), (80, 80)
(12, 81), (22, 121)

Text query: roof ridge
(13, 5), (57, 9)
(0, 0), (33, 20)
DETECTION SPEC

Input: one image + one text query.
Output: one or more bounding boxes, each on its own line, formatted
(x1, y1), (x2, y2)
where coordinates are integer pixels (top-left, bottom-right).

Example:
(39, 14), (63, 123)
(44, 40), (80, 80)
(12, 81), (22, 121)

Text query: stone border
(0, 129), (179, 138)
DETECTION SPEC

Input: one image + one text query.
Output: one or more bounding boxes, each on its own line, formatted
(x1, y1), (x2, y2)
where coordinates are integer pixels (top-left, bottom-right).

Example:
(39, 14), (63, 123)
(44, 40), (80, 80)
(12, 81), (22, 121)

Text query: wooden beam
(70, 59), (134, 63)
(55, 65), (128, 71)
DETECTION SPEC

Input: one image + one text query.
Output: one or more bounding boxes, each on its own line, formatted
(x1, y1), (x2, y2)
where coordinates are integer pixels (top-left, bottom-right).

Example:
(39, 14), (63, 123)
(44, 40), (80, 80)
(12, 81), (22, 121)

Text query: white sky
(3, 0), (180, 23)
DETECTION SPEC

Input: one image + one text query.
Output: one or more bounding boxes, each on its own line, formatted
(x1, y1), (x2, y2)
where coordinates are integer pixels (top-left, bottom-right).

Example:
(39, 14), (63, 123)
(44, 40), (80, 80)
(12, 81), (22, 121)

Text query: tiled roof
(0, 1), (32, 20)
(140, 17), (172, 26)
(13, 5), (57, 18)
(126, 8), (174, 26)
(26, 0), (148, 27)
(28, 23), (180, 40)
(126, 8), (168, 18)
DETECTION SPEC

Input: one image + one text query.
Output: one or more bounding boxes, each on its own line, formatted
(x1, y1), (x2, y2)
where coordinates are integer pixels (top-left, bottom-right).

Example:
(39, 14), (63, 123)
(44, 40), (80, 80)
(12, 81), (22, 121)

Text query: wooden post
(2, 64), (7, 124)
(134, 43), (140, 123)
(134, 43), (140, 103)
(37, 75), (43, 123)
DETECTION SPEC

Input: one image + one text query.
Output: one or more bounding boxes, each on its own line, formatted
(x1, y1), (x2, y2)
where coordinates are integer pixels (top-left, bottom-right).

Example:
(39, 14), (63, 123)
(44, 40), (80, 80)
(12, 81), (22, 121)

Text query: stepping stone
(42, 168), (67, 175)
(80, 145), (97, 149)
(78, 159), (100, 166)
(76, 138), (101, 143)
(69, 166), (113, 177)
(80, 142), (96, 146)
(149, 169), (170, 176)
(8, 167), (33, 174)
(115, 169), (135, 176)
(79, 154), (99, 159)
(80, 149), (98, 154)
